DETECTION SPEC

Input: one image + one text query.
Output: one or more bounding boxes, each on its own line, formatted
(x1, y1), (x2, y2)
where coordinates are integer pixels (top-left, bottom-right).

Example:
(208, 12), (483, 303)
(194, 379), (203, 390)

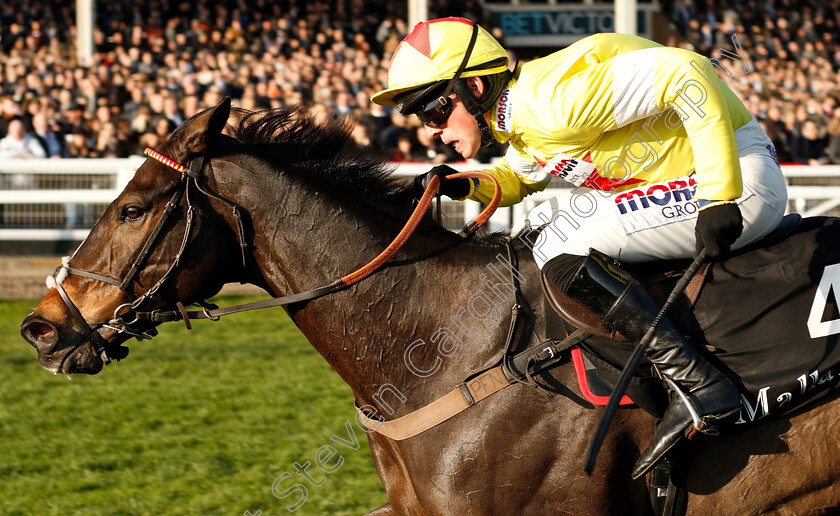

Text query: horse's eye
(123, 206), (144, 221)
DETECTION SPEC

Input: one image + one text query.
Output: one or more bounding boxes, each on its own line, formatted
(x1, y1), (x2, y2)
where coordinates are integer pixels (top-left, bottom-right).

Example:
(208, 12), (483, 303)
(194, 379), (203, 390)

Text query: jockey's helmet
(371, 18), (511, 146)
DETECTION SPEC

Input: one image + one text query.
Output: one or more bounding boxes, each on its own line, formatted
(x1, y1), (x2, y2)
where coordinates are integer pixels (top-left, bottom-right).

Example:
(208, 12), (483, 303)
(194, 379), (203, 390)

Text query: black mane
(225, 106), (514, 246)
(229, 106), (415, 215)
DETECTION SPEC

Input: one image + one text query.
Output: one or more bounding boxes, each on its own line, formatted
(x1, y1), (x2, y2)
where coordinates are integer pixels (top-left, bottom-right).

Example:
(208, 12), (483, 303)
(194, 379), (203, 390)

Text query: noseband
(47, 147), (247, 363)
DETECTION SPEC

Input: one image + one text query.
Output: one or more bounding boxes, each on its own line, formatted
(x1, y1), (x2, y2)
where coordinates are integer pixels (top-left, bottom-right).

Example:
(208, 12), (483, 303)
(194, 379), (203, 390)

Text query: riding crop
(582, 248), (710, 475)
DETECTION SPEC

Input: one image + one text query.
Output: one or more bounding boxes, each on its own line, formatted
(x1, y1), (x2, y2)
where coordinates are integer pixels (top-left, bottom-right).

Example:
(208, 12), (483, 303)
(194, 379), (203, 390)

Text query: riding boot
(558, 251), (742, 480)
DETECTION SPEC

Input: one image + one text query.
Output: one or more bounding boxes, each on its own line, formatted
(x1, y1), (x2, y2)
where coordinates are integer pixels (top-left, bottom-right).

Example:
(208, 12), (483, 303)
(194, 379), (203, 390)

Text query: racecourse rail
(1, 158), (839, 241)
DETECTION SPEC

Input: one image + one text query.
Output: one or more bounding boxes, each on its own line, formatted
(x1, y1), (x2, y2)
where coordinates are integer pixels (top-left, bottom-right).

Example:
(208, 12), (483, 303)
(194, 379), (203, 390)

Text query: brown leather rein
(47, 147), (502, 363)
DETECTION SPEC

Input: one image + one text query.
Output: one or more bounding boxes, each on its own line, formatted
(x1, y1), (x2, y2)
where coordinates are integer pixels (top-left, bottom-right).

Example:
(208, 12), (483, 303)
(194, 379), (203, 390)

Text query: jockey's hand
(695, 201), (743, 259)
(412, 165), (472, 200)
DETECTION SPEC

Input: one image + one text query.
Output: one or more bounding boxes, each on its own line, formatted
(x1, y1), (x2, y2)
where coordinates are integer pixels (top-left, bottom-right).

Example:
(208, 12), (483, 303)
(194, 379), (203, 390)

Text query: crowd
(0, 0), (838, 165)
(669, 0), (840, 164)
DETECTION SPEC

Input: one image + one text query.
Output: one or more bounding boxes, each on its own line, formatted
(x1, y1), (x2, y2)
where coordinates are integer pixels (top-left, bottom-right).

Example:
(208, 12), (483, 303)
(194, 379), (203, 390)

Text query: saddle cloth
(537, 215), (840, 427)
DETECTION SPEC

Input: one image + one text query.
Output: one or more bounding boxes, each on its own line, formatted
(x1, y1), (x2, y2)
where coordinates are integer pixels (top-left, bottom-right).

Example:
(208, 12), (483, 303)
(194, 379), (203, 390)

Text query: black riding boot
(559, 251), (742, 480)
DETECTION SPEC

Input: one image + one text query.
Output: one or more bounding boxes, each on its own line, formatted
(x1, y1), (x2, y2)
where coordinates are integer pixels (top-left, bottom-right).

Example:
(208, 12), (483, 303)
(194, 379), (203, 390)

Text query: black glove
(694, 201), (743, 259)
(411, 165), (472, 200)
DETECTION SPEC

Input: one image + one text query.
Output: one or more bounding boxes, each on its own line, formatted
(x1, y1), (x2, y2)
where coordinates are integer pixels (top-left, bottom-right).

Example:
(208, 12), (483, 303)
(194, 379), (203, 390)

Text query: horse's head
(21, 98), (244, 374)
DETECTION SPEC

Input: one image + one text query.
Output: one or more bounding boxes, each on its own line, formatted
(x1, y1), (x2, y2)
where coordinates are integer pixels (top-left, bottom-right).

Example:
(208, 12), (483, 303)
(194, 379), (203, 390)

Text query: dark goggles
(416, 95), (454, 128)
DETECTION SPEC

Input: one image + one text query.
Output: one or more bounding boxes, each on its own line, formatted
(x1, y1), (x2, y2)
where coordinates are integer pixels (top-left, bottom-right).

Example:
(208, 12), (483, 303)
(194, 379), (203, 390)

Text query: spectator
(0, 118), (47, 159)
(388, 133), (416, 162)
(60, 103), (87, 136)
(138, 132), (161, 153)
(790, 120), (829, 165)
(350, 123), (373, 147)
(377, 112), (411, 155)
(162, 94), (184, 125)
(0, 97), (23, 138)
(130, 106), (154, 139)
(671, 2), (840, 163)
(31, 112), (65, 158)
(0, 0), (835, 168)
(761, 105), (792, 163)
(181, 95), (202, 120)
(67, 132), (93, 158)
(91, 121), (126, 158)
(826, 112), (840, 164)
(153, 116), (177, 143)
(0, 118), (42, 196)
(412, 126), (459, 164)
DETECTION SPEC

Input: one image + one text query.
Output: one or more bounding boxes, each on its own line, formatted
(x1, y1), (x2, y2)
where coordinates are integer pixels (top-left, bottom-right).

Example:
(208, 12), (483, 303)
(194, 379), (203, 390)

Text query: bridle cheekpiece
(45, 147), (242, 364)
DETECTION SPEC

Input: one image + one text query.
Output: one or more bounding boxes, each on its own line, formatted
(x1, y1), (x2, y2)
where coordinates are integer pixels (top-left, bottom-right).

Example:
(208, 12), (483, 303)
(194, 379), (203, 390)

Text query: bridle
(48, 147), (247, 363)
(47, 145), (502, 365)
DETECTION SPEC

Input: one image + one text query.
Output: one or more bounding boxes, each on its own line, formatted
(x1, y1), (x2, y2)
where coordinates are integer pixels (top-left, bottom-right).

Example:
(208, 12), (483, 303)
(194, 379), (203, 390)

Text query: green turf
(0, 297), (389, 515)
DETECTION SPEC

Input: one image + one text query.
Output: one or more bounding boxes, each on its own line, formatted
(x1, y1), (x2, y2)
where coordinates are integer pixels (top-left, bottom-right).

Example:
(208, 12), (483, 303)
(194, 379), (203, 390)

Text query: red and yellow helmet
(371, 18), (509, 111)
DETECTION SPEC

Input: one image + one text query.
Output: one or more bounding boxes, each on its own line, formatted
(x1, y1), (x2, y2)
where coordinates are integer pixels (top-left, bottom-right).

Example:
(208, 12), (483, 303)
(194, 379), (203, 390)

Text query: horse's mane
(225, 106), (517, 247)
(228, 106), (415, 216)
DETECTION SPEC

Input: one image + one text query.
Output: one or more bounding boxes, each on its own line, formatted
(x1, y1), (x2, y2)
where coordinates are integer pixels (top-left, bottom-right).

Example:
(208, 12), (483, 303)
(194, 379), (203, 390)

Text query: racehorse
(20, 98), (840, 515)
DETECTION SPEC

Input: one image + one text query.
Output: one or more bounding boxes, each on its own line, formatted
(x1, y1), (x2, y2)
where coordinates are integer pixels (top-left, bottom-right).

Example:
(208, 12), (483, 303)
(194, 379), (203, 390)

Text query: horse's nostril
(29, 322), (56, 340)
(22, 319), (59, 352)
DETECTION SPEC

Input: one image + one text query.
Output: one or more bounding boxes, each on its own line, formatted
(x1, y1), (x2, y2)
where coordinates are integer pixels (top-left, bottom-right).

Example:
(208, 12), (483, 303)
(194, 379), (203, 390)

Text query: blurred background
(1, 0), (839, 276)
(1, 1), (839, 514)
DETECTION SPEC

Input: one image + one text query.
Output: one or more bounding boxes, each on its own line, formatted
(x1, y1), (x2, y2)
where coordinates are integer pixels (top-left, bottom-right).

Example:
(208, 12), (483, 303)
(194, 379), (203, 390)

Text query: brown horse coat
(21, 99), (840, 515)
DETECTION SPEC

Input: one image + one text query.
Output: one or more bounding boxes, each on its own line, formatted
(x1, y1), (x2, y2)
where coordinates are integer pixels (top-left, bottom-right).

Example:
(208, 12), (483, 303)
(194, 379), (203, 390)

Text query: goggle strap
(441, 23), (480, 100)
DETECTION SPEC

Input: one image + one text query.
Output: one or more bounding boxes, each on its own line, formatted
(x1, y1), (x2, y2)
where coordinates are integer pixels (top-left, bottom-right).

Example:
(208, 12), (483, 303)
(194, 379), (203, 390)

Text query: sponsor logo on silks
(534, 151), (644, 190)
(613, 176), (700, 234)
(494, 89), (513, 133)
(614, 176), (698, 215)
(767, 144), (780, 166)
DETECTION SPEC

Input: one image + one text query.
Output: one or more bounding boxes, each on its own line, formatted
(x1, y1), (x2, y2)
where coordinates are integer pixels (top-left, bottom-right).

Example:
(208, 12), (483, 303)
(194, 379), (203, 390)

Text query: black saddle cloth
(544, 216), (840, 426)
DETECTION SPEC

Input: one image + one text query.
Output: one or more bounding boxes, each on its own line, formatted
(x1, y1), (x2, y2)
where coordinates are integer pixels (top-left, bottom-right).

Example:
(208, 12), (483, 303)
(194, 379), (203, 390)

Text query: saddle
(520, 213), (840, 428)
(514, 212), (838, 516)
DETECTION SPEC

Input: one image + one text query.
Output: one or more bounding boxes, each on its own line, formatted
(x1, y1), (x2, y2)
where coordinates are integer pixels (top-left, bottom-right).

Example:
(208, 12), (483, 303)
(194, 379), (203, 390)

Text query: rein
(133, 164), (501, 325)
(48, 147), (502, 361)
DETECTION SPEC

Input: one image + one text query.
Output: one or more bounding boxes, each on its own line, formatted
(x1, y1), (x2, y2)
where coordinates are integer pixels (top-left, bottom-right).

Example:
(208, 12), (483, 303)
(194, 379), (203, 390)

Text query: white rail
(1, 158), (840, 241)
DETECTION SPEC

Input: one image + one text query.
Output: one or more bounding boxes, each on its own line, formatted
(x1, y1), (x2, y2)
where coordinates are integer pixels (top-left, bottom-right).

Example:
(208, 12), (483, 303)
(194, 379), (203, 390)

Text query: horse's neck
(236, 172), (545, 411)
(295, 239), (544, 413)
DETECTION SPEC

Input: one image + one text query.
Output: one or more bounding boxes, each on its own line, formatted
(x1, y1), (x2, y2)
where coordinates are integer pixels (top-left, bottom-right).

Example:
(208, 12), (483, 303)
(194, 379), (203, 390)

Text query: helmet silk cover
(371, 18), (509, 108)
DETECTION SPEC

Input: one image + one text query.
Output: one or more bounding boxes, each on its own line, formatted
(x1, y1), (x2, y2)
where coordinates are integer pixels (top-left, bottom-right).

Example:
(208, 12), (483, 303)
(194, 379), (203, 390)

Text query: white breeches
(526, 118), (788, 267)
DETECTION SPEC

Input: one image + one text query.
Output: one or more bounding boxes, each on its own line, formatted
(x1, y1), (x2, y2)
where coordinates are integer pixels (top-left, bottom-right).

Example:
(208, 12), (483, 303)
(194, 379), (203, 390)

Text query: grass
(0, 296), (389, 515)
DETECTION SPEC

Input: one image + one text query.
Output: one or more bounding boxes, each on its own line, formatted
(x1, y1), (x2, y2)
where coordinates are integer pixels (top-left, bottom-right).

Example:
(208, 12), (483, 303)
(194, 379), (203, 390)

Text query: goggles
(403, 24), (482, 129)
(416, 95), (454, 128)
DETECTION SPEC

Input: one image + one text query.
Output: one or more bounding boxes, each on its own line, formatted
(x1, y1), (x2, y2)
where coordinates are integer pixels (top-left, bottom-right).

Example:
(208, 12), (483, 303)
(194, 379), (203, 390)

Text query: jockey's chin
(458, 145), (477, 160)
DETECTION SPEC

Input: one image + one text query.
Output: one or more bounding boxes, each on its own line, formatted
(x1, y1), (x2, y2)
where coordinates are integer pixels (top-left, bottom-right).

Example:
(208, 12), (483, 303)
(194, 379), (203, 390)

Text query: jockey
(371, 18), (788, 478)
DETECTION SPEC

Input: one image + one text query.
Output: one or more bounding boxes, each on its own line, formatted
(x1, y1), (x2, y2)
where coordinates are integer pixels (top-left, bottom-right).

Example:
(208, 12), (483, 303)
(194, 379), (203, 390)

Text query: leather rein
(48, 146), (502, 364)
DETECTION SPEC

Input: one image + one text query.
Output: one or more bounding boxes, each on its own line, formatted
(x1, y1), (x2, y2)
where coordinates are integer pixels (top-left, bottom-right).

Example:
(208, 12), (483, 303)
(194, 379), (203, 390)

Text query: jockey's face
(423, 94), (482, 159)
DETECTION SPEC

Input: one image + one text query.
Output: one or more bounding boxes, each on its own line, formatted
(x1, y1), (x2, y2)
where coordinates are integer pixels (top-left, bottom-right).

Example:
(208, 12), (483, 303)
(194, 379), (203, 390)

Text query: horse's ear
(166, 96), (232, 163)
(208, 97), (231, 136)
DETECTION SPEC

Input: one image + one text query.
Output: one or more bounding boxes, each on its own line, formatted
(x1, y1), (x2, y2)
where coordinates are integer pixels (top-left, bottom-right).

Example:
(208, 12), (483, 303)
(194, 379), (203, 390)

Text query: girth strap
(354, 326), (589, 441)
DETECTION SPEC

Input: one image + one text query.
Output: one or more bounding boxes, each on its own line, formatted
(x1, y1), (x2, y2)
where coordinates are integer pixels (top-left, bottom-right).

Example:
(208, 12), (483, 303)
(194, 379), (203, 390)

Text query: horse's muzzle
(21, 314), (106, 375)
(21, 315), (59, 354)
